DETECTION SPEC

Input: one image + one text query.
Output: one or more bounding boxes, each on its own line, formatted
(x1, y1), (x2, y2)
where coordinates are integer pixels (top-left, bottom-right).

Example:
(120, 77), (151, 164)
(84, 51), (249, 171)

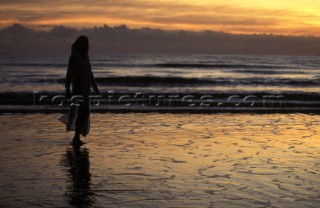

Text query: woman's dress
(60, 53), (93, 136)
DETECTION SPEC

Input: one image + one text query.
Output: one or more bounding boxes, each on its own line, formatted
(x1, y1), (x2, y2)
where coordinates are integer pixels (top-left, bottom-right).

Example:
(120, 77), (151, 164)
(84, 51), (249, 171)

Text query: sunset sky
(1, 0), (320, 36)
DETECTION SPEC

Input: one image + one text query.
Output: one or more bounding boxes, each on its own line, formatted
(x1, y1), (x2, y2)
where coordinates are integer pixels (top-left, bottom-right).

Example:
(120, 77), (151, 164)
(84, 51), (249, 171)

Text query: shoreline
(1, 91), (320, 114)
(1, 105), (320, 114)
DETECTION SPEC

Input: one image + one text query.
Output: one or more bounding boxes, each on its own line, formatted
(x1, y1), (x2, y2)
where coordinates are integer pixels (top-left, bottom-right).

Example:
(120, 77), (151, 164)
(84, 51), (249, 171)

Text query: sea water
(1, 54), (320, 93)
(1, 54), (320, 109)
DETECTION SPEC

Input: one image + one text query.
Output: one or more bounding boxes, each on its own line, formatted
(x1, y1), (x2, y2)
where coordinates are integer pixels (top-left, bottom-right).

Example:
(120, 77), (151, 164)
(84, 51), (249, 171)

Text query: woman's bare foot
(72, 135), (85, 147)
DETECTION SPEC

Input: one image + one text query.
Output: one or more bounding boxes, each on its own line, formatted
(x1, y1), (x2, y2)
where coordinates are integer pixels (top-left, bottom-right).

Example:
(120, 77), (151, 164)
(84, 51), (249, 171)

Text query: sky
(1, 0), (320, 36)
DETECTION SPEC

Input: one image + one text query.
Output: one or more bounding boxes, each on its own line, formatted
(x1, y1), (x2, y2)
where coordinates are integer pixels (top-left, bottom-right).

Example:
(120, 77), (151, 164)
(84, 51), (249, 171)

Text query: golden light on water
(1, 112), (320, 206)
(0, 0), (320, 36)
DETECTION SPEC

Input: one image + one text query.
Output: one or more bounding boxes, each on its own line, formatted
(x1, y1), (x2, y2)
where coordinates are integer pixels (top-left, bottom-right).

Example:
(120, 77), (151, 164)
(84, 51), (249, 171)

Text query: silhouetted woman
(65, 36), (99, 146)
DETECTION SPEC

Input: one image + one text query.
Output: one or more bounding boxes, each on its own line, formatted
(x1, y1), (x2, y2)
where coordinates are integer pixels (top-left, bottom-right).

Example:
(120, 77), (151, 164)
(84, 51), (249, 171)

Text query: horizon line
(2, 23), (320, 39)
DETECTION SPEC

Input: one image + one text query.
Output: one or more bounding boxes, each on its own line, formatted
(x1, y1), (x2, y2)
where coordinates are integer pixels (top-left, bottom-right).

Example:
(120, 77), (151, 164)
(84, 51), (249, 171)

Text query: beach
(1, 53), (320, 207)
(0, 113), (319, 207)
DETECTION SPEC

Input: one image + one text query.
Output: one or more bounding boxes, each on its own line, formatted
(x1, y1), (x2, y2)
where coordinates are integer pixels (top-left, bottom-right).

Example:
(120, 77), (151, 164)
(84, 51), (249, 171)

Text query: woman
(65, 36), (99, 146)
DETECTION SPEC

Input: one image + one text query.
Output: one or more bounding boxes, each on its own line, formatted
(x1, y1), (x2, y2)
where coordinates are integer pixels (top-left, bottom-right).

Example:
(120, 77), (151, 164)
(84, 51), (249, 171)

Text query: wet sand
(0, 113), (319, 207)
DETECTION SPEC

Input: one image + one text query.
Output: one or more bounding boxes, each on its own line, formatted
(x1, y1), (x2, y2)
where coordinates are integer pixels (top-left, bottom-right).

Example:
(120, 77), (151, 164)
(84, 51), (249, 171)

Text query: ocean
(1, 54), (320, 112)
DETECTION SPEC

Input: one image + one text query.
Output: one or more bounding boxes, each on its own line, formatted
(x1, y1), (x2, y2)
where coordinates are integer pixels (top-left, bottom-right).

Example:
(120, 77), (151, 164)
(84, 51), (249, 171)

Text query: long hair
(72, 36), (89, 57)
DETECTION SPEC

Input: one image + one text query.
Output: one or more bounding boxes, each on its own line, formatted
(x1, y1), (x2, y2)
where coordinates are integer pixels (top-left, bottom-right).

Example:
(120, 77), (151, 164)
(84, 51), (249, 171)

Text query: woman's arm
(89, 65), (99, 94)
(65, 56), (75, 97)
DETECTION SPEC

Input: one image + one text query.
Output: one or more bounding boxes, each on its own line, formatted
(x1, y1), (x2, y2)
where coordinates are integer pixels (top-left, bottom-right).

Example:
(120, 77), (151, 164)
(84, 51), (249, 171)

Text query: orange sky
(1, 0), (320, 36)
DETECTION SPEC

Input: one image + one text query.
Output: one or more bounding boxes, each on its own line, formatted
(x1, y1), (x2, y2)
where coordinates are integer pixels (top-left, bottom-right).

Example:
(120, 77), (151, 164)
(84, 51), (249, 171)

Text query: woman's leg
(73, 108), (85, 145)
(72, 98), (89, 146)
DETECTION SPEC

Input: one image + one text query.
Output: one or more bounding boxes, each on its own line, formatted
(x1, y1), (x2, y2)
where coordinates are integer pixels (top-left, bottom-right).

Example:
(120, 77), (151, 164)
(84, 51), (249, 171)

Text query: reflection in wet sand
(0, 113), (320, 207)
(64, 147), (94, 207)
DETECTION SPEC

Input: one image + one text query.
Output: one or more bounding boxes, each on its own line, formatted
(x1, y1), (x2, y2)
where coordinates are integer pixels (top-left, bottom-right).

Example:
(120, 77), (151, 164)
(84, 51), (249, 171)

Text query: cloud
(1, 24), (320, 55)
(1, 0), (320, 36)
